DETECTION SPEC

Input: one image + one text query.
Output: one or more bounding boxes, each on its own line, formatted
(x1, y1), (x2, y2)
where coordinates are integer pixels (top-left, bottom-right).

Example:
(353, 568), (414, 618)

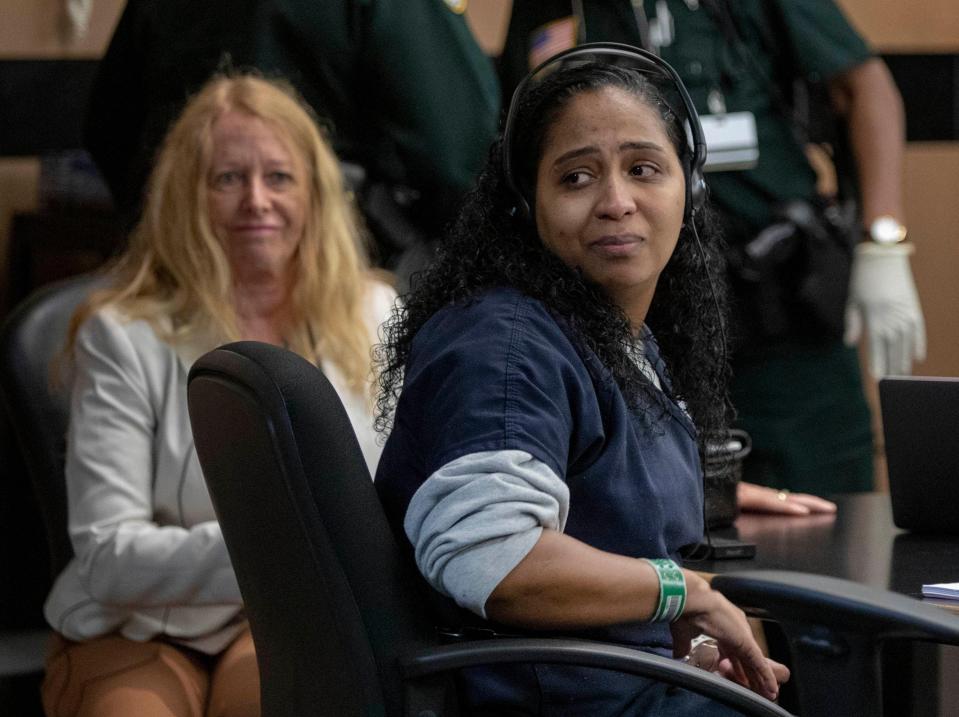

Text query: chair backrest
(187, 341), (445, 717)
(0, 274), (102, 579)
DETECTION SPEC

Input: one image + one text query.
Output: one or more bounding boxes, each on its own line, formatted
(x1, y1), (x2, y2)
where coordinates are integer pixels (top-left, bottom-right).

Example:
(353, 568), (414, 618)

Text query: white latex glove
(844, 242), (926, 377)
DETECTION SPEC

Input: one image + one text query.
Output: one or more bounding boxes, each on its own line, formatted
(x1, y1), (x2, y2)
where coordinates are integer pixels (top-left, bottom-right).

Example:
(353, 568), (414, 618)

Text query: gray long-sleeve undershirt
(404, 449), (569, 618)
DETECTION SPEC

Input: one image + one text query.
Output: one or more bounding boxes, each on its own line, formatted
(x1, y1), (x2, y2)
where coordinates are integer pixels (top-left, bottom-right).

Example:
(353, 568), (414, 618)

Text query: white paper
(921, 582), (959, 600)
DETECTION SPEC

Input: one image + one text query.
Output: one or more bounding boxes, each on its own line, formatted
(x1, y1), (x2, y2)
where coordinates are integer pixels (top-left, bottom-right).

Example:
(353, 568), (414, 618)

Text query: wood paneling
(0, 159), (40, 313)
(904, 143), (959, 377)
(838, 0), (959, 53)
(465, 0), (512, 56)
(0, 0), (125, 59)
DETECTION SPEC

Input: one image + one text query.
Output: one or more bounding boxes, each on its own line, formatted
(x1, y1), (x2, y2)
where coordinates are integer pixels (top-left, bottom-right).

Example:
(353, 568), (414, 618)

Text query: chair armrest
(712, 570), (959, 644)
(399, 637), (792, 717)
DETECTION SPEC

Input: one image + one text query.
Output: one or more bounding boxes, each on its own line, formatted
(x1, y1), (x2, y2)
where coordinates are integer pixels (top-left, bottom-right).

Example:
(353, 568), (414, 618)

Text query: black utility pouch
(727, 198), (856, 343)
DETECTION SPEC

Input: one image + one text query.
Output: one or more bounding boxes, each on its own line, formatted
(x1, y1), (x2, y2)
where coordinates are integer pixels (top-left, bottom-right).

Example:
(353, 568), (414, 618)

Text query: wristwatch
(866, 215), (908, 245)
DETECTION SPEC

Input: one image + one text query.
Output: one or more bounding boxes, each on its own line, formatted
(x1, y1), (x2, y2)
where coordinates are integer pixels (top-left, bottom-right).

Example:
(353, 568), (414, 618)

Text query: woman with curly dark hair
(374, 45), (788, 715)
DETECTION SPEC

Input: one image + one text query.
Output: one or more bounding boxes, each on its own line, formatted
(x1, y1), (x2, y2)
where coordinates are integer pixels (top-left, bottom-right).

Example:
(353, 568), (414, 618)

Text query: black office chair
(187, 341), (790, 717)
(0, 273), (103, 713)
(0, 273), (104, 578)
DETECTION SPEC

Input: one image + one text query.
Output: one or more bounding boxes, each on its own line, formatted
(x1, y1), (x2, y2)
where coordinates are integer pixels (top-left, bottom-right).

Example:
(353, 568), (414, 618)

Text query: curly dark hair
(376, 62), (732, 448)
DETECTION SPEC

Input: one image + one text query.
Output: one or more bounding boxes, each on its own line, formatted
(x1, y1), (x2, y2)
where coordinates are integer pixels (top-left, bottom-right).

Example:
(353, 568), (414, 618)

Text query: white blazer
(44, 282), (395, 653)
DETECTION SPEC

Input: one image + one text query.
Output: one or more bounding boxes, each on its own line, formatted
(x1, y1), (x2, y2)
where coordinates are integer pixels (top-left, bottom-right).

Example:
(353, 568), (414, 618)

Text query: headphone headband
(501, 42), (707, 221)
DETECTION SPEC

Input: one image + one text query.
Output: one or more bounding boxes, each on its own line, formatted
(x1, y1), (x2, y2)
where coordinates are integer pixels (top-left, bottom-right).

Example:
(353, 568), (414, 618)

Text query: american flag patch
(528, 16), (578, 70)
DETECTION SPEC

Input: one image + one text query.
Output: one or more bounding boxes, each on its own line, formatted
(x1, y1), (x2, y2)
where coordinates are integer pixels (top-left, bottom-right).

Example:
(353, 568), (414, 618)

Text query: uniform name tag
(700, 111), (759, 172)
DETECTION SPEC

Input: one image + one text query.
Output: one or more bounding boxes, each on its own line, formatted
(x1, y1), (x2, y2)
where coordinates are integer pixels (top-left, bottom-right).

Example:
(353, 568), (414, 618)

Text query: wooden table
(699, 492), (959, 613)
(698, 492), (959, 716)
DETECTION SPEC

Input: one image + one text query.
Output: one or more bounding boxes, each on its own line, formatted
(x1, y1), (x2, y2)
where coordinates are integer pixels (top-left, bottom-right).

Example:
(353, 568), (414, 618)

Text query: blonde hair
(69, 74), (379, 394)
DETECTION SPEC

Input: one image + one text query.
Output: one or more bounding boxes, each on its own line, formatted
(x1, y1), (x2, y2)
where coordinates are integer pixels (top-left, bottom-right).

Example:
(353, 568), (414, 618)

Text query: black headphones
(501, 42), (708, 224)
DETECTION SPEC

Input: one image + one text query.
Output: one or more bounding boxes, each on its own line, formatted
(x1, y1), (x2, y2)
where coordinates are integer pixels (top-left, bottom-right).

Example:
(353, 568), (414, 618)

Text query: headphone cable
(683, 218), (729, 562)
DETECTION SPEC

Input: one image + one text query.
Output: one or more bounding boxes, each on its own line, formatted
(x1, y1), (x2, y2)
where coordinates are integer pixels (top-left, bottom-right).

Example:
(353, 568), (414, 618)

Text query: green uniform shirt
(500, 0), (872, 236)
(88, 0), (500, 230)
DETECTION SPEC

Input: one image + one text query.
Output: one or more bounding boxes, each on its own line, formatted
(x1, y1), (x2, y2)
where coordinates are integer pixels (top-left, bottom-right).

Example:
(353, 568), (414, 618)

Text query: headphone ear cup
(691, 171), (707, 212)
(510, 196), (532, 221)
(682, 158), (694, 224)
(684, 160), (707, 223)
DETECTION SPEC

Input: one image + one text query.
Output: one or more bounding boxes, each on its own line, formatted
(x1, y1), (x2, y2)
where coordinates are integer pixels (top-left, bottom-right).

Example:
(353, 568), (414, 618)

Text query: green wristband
(644, 558), (687, 623)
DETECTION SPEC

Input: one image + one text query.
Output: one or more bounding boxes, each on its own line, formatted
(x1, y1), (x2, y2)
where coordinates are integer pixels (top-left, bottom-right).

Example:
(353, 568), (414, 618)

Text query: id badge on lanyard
(701, 112), (759, 171)
(641, 0), (759, 172)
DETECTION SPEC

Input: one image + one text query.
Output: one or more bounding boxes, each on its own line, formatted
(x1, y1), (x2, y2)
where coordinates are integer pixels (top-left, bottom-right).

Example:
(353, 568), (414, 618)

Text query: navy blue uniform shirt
(375, 288), (706, 713)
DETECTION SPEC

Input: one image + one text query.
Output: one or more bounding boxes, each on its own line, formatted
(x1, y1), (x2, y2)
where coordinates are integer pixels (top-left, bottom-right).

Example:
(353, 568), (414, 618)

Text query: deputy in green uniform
(501, 0), (925, 495)
(87, 0), (499, 272)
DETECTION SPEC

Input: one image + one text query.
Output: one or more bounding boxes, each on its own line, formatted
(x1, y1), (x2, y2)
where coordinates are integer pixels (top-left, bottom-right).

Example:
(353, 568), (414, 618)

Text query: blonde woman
(41, 74), (394, 717)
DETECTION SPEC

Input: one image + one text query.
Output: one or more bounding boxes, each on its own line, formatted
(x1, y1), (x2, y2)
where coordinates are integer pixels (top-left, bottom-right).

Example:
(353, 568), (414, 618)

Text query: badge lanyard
(570, 1), (730, 117)
(571, 0), (588, 42)
(629, 0), (654, 54)
(569, 0), (677, 59)
(637, 1), (728, 114)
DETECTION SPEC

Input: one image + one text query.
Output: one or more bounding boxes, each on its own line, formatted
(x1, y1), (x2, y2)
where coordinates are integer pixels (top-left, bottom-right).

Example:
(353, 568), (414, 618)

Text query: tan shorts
(41, 627), (259, 717)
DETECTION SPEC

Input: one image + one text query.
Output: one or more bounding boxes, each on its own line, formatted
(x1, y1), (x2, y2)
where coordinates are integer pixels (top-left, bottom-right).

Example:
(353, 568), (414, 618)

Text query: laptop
(879, 376), (959, 534)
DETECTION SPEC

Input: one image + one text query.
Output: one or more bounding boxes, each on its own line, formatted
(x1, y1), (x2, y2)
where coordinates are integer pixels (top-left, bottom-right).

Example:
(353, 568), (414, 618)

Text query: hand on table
(737, 482), (837, 516)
